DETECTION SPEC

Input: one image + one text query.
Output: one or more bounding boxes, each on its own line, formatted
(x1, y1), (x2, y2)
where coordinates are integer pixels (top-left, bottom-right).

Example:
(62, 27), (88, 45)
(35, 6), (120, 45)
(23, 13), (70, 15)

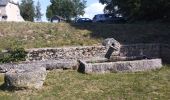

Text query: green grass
(0, 22), (170, 50)
(0, 66), (169, 100)
(0, 22), (170, 99)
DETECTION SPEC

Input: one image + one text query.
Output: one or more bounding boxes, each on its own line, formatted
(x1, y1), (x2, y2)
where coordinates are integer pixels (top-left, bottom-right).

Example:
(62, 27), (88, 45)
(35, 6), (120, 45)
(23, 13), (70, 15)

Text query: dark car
(76, 18), (92, 23)
(93, 14), (113, 23)
(93, 14), (127, 24)
(111, 16), (127, 24)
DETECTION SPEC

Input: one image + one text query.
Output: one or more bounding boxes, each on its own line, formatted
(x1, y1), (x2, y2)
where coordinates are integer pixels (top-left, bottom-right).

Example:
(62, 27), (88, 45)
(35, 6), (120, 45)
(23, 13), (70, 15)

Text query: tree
(99, 0), (170, 22)
(35, 0), (43, 22)
(20, 0), (35, 21)
(46, 0), (86, 21)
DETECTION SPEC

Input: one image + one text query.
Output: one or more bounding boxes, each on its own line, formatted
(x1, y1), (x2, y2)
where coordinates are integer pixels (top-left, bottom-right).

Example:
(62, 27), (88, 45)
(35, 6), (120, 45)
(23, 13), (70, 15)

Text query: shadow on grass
(0, 83), (14, 91)
(70, 23), (170, 44)
(0, 83), (27, 92)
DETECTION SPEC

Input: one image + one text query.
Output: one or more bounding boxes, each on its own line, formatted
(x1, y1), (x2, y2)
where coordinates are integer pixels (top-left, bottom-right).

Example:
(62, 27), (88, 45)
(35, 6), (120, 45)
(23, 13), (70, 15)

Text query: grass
(0, 66), (169, 100)
(0, 21), (170, 99)
(0, 22), (170, 50)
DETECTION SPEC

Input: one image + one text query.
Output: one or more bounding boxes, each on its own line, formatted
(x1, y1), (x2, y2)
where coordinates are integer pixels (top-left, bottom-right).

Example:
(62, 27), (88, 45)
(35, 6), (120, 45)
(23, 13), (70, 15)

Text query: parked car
(111, 16), (127, 23)
(93, 14), (127, 23)
(93, 14), (113, 23)
(76, 18), (92, 23)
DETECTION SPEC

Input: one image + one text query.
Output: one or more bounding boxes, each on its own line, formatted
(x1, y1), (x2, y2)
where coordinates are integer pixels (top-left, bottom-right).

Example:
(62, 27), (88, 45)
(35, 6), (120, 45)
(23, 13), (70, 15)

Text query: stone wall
(26, 46), (107, 61)
(26, 44), (161, 61)
(161, 44), (170, 63)
(120, 44), (161, 58)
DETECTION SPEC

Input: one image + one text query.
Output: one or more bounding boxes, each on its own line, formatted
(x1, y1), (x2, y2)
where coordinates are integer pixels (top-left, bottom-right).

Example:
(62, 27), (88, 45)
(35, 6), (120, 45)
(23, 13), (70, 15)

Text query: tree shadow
(0, 83), (28, 92)
(69, 23), (170, 44)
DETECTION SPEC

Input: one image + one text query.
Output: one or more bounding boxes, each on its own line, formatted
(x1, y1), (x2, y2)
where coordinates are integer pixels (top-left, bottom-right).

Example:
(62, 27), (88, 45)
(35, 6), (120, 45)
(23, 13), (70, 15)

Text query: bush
(0, 48), (27, 63)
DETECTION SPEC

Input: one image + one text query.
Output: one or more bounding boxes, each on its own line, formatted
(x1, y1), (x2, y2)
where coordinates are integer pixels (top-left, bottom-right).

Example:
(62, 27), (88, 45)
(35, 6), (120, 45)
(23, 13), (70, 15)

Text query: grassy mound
(0, 22), (169, 50)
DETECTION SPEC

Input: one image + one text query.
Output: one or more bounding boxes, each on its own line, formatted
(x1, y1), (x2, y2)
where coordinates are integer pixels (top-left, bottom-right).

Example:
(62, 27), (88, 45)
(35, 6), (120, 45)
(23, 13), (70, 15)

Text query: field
(0, 22), (170, 50)
(0, 22), (170, 99)
(0, 66), (169, 100)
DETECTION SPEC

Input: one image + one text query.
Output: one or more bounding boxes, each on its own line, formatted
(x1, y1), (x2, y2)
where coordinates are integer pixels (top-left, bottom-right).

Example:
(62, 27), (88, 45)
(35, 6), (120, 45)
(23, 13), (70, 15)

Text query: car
(76, 18), (92, 23)
(111, 16), (127, 23)
(93, 14), (113, 23)
(93, 14), (127, 23)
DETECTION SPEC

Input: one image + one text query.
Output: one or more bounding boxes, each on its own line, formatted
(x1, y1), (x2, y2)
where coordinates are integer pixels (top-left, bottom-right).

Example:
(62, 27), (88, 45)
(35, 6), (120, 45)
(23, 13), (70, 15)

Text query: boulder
(102, 38), (121, 49)
(103, 38), (121, 58)
(4, 66), (47, 89)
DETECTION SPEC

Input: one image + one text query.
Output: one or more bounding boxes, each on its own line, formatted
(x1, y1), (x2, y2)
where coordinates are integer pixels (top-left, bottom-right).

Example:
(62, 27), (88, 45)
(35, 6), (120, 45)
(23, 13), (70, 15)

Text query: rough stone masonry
(26, 43), (161, 61)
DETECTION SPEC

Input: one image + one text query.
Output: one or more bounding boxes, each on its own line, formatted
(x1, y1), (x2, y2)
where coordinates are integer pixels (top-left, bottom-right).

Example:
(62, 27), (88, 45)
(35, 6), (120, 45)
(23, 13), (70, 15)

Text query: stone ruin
(78, 38), (162, 73)
(0, 38), (164, 90)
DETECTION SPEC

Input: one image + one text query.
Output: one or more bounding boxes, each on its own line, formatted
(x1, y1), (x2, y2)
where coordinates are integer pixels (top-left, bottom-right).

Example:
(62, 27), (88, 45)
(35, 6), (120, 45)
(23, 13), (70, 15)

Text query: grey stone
(102, 38), (121, 49)
(103, 38), (121, 58)
(26, 44), (162, 62)
(33, 60), (79, 70)
(0, 64), (16, 73)
(4, 66), (47, 89)
(0, 60), (79, 73)
(78, 59), (162, 74)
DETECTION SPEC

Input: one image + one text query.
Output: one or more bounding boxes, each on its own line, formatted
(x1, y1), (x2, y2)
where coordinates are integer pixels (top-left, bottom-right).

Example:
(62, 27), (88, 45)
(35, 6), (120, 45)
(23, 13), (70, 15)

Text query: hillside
(0, 22), (170, 50)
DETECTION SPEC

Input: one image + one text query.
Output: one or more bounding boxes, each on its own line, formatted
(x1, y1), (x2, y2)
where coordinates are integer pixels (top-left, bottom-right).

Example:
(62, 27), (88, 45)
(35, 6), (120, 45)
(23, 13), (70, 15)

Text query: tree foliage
(35, 0), (43, 22)
(46, 0), (86, 21)
(19, 0), (35, 21)
(99, 0), (170, 21)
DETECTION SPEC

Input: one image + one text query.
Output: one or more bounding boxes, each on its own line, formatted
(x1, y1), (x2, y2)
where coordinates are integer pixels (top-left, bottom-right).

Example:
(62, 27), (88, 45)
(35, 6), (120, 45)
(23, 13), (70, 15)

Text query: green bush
(0, 48), (27, 63)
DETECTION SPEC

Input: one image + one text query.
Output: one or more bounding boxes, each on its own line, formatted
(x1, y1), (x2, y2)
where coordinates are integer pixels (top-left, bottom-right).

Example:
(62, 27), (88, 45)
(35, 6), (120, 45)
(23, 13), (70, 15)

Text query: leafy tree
(35, 0), (43, 22)
(20, 0), (35, 21)
(99, 0), (170, 21)
(46, 0), (86, 21)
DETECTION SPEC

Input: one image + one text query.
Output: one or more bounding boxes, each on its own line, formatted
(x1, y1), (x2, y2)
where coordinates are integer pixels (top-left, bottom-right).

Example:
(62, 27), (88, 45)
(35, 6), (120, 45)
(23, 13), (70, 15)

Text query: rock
(78, 59), (162, 74)
(0, 32), (4, 37)
(0, 64), (16, 73)
(103, 38), (121, 58)
(33, 60), (79, 70)
(102, 38), (121, 49)
(0, 59), (79, 73)
(4, 66), (47, 89)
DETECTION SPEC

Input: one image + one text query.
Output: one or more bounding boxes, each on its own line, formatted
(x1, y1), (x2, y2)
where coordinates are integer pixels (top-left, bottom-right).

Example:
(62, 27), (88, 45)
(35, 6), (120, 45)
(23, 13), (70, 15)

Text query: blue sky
(31, 0), (105, 21)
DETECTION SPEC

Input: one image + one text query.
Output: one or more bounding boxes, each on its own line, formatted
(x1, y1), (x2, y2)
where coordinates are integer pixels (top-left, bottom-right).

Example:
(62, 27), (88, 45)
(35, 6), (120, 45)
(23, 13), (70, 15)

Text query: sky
(18, 0), (105, 21)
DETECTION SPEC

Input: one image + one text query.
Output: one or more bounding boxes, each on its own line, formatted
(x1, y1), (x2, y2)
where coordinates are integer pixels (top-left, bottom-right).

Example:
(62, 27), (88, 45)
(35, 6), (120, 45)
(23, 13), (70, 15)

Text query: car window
(105, 14), (109, 17)
(99, 15), (103, 18)
(93, 16), (97, 19)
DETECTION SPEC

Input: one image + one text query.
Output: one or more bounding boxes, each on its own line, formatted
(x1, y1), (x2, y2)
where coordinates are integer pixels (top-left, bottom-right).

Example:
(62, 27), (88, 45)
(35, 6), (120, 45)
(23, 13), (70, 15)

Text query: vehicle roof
(0, 0), (8, 6)
(79, 18), (91, 19)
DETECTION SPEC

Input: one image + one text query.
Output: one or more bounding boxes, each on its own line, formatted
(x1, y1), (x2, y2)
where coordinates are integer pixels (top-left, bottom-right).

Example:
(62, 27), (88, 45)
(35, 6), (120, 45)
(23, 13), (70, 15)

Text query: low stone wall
(161, 44), (170, 63)
(26, 44), (161, 61)
(120, 44), (161, 58)
(26, 46), (107, 61)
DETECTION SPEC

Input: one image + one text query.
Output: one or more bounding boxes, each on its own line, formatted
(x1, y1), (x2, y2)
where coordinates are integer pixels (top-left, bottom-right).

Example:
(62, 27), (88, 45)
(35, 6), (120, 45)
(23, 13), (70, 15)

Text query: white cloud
(82, 3), (105, 19)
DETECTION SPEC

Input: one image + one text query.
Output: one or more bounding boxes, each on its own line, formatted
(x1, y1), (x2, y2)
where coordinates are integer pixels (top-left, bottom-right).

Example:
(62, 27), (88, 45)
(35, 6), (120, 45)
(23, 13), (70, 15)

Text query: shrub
(0, 48), (27, 63)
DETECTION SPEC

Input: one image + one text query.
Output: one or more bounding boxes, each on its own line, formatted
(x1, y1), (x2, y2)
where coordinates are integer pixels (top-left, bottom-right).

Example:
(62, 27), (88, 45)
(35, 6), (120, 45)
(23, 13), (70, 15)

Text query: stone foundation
(26, 46), (107, 61)
(78, 59), (162, 74)
(26, 44), (162, 61)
